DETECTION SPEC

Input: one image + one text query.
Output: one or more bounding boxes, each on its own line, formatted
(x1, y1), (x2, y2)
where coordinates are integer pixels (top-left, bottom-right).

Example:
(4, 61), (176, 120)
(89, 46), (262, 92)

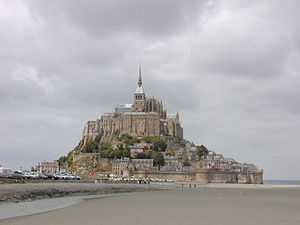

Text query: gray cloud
(27, 0), (208, 38)
(1, 0), (300, 179)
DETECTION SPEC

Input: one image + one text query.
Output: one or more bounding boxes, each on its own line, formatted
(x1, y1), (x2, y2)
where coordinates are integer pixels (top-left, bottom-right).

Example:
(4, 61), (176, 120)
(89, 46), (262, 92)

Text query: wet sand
(1, 184), (300, 225)
(0, 182), (166, 203)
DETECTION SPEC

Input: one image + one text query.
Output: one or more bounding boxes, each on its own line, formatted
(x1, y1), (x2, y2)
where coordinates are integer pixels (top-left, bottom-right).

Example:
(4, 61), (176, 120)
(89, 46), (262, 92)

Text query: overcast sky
(1, 0), (300, 179)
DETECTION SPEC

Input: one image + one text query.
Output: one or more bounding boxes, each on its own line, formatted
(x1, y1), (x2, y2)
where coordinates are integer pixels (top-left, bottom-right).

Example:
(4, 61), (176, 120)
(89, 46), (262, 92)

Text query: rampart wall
(133, 170), (263, 184)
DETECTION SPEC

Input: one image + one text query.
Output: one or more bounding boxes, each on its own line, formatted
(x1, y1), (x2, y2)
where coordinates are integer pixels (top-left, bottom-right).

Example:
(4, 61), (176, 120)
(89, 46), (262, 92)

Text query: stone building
(129, 145), (144, 157)
(82, 67), (183, 142)
(35, 161), (59, 173)
(111, 157), (130, 175)
(131, 159), (154, 170)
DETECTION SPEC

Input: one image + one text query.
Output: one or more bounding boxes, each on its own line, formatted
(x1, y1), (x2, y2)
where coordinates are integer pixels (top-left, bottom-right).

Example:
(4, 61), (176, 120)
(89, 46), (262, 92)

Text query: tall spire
(138, 63), (142, 87)
(134, 64), (145, 94)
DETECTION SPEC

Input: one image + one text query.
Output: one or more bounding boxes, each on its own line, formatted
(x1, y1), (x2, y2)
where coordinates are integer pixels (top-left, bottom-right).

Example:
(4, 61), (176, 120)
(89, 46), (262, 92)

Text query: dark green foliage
(99, 142), (112, 151)
(145, 150), (153, 159)
(175, 138), (187, 147)
(113, 144), (130, 159)
(122, 148), (131, 158)
(109, 150), (116, 158)
(99, 149), (116, 159)
(113, 129), (120, 137)
(95, 135), (102, 143)
(153, 139), (167, 152)
(57, 156), (68, 167)
(167, 151), (176, 156)
(196, 145), (209, 158)
(163, 132), (171, 136)
(142, 136), (167, 152)
(115, 149), (124, 158)
(82, 139), (99, 153)
(119, 133), (140, 145)
(153, 152), (165, 166)
(118, 143), (124, 150)
(100, 149), (112, 158)
(143, 136), (156, 143)
(99, 143), (131, 159)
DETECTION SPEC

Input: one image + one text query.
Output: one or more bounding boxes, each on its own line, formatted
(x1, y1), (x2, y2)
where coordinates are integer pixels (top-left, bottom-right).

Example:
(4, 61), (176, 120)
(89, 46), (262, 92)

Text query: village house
(131, 159), (154, 170)
(111, 157), (130, 175)
(34, 161), (59, 173)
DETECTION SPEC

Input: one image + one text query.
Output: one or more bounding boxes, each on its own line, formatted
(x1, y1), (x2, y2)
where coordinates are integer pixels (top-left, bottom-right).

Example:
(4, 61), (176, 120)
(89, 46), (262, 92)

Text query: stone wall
(237, 172), (263, 184)
(133, 170), (263, 184)
(134, 171), (196, 182)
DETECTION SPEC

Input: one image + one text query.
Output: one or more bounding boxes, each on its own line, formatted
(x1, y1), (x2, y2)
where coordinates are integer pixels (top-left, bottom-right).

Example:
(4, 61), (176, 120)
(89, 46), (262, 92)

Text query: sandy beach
(1, 183), (300, 225)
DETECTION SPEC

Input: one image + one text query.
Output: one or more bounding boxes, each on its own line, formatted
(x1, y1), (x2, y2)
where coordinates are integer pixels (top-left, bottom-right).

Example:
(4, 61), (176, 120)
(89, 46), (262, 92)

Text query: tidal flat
(1, 184), (300, 225)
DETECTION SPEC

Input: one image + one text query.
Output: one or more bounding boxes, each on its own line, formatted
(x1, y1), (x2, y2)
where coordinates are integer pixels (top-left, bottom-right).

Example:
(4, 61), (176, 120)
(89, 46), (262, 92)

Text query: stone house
(111, 157), (130, 175)
(131, 159), (154, 171)
(35, 161), (59, 173)
(129, 145), (144, 157)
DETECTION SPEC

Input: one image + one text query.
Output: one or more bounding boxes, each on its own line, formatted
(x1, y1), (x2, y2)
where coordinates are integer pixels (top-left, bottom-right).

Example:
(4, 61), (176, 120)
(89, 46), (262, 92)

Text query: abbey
(82, 68), (183, 142)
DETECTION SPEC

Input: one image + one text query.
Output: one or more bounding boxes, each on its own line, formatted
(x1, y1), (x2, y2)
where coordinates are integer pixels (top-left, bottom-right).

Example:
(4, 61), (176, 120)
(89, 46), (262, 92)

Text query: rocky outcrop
(72, 154), (111, 173)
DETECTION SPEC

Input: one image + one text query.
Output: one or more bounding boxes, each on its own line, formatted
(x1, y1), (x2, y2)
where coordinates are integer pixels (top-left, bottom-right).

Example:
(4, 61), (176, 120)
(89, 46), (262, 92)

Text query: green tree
(145, 150), (153, 159)
(167, 151), (176, 156)
(196, 145), (209, 158)
(115, 149), (124, 159)
(95, 135), (102, 143)
(175, 138), (187, 147)
(153, 139), (167, 152)
(100, 149), (111, 158)
(57, 156), (68, 167)
(83, 139), (99, 153)
(143, 136), (154, 143)
(153, 152), (165, 168)
(123, 148), (131, 158)
(118, 143), (124, 151)
(113, 129), (120, 137)
(120, 133), (133, 144)
(109, 150), (116, 159)
(99, 142), (112, 151)
(163, 132), (171, 136)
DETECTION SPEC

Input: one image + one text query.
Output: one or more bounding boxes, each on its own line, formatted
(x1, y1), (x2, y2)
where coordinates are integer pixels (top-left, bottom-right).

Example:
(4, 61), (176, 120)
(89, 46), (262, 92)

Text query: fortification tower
(133, 66), (145, 112)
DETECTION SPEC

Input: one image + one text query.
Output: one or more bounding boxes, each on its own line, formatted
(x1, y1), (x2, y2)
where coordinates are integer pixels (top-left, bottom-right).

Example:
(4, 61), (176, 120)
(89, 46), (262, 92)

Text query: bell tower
(133, 65), (145, 112)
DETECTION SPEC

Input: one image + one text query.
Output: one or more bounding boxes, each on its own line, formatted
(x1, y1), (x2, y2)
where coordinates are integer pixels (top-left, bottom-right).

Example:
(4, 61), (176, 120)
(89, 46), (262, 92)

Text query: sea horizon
(264, 179), (300, 185)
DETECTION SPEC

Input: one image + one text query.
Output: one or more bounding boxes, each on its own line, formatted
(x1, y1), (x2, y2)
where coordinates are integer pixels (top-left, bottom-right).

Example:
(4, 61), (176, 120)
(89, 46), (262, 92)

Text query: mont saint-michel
(58, 68), (263, 184)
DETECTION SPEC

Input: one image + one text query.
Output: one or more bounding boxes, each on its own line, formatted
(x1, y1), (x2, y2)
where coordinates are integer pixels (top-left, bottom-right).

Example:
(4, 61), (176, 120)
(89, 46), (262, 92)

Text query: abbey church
(82, 68), (183, 141)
